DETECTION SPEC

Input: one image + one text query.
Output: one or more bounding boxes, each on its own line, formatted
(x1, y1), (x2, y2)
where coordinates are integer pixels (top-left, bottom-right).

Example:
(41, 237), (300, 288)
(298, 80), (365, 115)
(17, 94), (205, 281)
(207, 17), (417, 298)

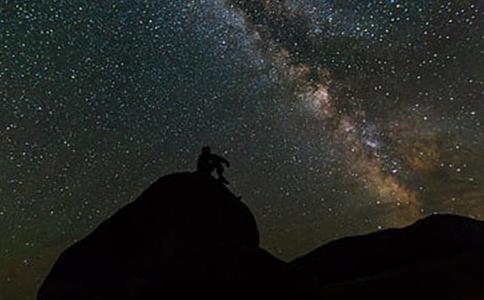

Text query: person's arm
(214, 155), (230, 167)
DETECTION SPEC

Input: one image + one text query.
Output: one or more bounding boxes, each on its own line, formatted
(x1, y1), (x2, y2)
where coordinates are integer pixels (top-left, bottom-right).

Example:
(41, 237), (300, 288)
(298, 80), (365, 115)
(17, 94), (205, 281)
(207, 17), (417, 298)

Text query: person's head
(201, 146), (211, 154)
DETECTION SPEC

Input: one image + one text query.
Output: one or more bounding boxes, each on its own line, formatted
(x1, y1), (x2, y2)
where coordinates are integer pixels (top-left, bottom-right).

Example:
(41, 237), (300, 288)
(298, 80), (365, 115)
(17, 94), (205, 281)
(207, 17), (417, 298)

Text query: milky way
(1, 1), (483, 299)
(225, 0), (483, 221)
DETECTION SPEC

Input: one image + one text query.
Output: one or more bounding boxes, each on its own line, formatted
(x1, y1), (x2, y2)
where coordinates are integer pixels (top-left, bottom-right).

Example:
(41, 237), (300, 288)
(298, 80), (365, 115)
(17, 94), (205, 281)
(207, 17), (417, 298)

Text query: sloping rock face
(38, 172), (304, 299)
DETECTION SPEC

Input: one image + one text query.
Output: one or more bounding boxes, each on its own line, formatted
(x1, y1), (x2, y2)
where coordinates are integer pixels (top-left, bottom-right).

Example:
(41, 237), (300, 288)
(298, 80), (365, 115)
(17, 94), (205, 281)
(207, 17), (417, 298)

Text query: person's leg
(215, 164), (229, 184)
(215, 164), (223, 177)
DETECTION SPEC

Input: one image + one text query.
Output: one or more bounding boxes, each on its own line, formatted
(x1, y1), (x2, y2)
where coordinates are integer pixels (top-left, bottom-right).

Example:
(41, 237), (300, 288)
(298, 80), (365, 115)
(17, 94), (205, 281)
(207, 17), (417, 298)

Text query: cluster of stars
(1, 1), (483, 299)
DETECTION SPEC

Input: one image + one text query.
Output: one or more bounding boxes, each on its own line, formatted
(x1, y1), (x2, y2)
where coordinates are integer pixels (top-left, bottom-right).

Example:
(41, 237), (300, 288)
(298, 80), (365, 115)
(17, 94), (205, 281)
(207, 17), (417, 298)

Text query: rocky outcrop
(38, 172), (307, 299)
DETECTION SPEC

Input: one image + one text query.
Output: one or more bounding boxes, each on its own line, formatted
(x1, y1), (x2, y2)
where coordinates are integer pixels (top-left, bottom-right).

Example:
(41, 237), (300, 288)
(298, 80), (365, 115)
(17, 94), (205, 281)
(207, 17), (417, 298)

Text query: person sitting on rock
(197, 146), (230, 184)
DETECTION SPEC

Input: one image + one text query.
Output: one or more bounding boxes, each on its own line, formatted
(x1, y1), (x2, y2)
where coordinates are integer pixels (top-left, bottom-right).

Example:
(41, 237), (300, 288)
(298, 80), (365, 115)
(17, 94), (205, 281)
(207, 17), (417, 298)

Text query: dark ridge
(290, 213), (484, 286)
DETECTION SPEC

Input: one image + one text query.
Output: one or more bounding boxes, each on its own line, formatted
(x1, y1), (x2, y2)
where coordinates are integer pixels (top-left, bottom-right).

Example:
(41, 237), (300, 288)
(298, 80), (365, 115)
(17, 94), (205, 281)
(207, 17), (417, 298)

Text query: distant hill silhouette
(291, 214), (484, 299)
(37, 172), (310, 299)
(38, 172), (484, 299)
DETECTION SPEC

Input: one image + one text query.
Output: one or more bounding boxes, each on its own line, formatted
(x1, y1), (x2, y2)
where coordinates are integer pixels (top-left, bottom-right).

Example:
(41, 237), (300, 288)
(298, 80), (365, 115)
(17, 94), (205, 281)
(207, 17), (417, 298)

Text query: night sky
(1, 1), (483, 299)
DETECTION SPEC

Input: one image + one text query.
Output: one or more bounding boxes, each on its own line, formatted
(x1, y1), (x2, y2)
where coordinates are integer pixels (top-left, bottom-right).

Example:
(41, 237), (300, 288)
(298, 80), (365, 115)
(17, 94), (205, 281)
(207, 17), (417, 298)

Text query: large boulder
(38, 172), (305, 299)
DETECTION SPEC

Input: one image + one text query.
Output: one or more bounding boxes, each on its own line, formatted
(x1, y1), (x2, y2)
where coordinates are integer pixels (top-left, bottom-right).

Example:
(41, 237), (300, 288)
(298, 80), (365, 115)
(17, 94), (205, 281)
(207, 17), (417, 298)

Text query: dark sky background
(1, 1), (483, 299)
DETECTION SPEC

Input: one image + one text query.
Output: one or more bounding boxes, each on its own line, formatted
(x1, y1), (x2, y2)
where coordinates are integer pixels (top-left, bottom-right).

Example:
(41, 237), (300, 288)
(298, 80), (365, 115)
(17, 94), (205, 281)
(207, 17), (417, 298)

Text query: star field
(1, 1), (483, 299)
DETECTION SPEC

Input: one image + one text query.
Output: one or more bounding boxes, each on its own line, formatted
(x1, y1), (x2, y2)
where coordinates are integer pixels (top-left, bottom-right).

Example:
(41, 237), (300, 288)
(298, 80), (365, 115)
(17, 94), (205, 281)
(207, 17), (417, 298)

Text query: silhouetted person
(197, 146), (230, 184)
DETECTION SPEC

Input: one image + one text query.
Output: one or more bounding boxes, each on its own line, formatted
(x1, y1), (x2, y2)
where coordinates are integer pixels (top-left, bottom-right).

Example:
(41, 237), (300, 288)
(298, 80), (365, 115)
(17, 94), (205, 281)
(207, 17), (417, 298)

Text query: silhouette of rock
(291, 214), (484, 299)
(37, 172), (484, 300)
(38, 172), (308, 299)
